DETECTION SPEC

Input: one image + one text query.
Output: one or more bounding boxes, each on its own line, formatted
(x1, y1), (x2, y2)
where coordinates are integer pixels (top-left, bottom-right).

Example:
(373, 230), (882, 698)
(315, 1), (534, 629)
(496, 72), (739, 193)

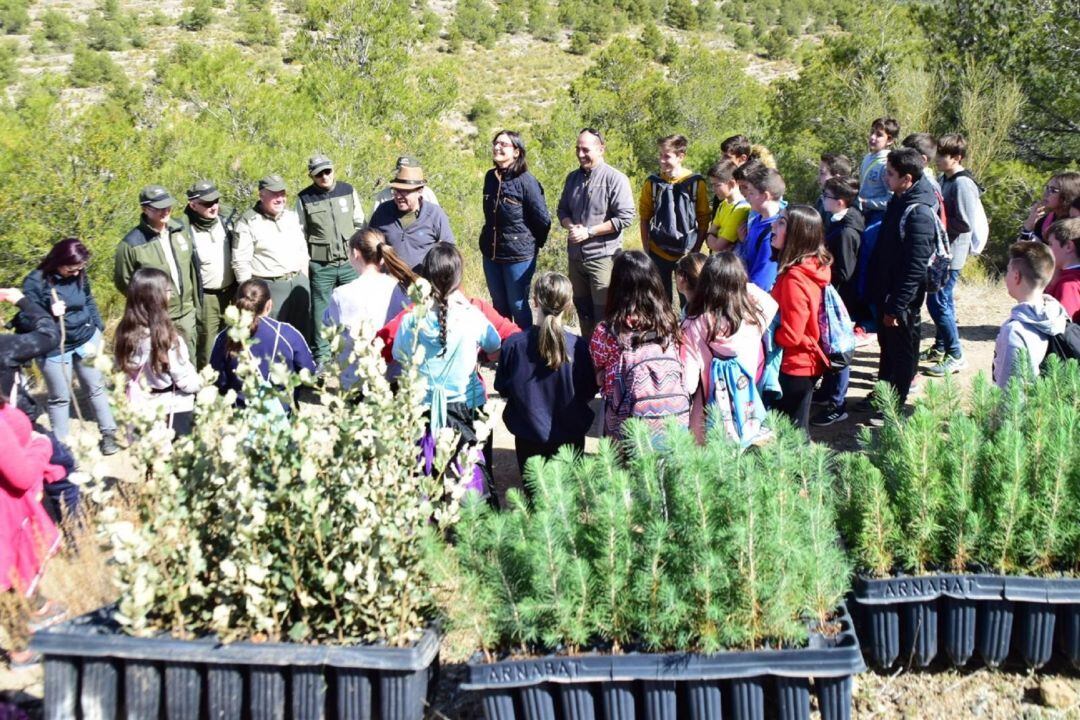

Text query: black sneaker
(99, 431), (120, 456)
(854, 394), (876, 413)
(811, 404), (849, 427)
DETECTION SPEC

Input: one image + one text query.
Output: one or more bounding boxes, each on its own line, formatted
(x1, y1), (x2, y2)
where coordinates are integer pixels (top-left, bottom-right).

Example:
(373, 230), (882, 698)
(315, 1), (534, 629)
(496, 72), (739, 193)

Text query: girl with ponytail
(209, 278), (315, 407)
(495, 271), (598, 477)
(324, 228), (416, 388)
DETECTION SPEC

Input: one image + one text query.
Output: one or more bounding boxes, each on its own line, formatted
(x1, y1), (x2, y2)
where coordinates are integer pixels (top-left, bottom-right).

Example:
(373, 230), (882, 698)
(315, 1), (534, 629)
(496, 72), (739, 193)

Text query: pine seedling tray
(462, 604), (865, 720)
(31, 605), (440, 720)
(852, 573), (1080, 670)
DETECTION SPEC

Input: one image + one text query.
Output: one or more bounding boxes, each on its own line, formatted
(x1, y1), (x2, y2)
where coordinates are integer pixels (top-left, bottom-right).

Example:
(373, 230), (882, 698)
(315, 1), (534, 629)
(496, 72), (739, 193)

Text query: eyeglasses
(492, 140), (514, 149)
(580, 127), (605, 144)
(316, 169), (333, 177)
(822, 194), (838, 201)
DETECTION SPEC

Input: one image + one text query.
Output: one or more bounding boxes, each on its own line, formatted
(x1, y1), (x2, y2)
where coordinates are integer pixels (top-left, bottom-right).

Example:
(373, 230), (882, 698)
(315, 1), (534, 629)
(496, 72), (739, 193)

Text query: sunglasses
(580, 127), (605, 144)
(197, 199), (220, 206)
(316, 169), (333, 177)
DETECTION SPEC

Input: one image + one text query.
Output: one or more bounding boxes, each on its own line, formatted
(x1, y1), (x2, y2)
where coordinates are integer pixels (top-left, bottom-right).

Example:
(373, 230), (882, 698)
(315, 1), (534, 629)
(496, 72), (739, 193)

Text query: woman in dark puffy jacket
(480, 130), (552, 329)
(21, 239), (118, 454)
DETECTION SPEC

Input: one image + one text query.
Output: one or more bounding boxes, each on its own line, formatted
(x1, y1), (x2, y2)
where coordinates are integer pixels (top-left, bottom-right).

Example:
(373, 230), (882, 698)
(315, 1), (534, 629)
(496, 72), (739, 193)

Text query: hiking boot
(925, 355), (967, 377)
(811, 404), (849, 427)
(920, 346), (945, 364)
(99, 431), (120, 456)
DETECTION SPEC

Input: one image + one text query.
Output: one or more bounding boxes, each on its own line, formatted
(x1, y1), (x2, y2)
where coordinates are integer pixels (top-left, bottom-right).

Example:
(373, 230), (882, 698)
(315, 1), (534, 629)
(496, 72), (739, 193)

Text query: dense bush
(68, 46), (125, 88)
(95, 295), (470, 644)
(0, 0), (29, 34)
(444, 420), (851, 654)
(838, 361), (1080, 578)
(179, 0), (215, 31)
(41, 10), (77, 49)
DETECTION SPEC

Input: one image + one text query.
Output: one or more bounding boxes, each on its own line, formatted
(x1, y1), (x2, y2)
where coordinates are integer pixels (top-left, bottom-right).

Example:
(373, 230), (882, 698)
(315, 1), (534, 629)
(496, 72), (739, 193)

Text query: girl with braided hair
(393, 245), (500, 495)
(323, 228), (416, 389)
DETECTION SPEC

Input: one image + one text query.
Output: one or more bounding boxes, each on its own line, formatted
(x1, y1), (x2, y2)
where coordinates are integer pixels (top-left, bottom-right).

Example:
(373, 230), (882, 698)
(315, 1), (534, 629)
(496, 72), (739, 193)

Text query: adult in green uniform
(181, 180), (239, 368)
(296, 155), (365, 364)
(114, 185), (201, 357)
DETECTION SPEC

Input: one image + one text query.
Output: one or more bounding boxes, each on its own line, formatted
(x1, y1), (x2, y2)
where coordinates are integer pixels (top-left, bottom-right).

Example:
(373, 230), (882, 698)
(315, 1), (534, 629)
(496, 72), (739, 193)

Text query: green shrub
(567, 28), (590, 55)
(149, 9), (170, 26)
(446, 420), (851, 653)
(42, 10), (76, 49)
(665, 0), (696, 30)
(452, 0), (499, 47)
(94, 301), (470, 644)
(69, 45), (124, 87)
(85, 12), (128, 51)
(238, 4), (280, 46)
(839, 364), (1080, 578)
(0, 0), (30, 34)
(179, 0), (214, 31)
(762, 26), (791, 59)
(0, 38), (15, 86)
(732, 24), (753, 50)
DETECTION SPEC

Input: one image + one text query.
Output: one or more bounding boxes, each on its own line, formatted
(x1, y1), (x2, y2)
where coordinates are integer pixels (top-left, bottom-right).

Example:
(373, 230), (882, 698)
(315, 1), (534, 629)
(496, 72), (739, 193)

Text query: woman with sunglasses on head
(1020, 171), (1080, 242)
(20, 238), (118, 454)
(479, 130), (552, 330)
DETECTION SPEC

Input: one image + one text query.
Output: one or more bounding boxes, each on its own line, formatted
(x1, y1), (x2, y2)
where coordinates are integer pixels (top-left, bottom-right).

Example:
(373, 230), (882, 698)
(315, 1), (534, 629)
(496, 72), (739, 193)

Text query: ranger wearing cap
(179, 180), (239, 368)
(114, 184), (201, 357)
(368, 160), (455, 272)
(371, 156), (441, 212)
(296, 154), (366, 363)
(232, 174), (312, 342)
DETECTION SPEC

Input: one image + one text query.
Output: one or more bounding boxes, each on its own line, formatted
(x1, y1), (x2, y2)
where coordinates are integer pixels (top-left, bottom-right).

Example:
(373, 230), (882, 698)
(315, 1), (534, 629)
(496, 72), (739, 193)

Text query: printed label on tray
(484, 658), (585, 683)
(880, 575), (974, 598)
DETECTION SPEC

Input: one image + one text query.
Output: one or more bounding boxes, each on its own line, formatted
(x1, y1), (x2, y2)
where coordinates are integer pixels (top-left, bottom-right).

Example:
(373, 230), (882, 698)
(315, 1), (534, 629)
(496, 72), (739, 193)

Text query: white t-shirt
(324, 271), (410, 388)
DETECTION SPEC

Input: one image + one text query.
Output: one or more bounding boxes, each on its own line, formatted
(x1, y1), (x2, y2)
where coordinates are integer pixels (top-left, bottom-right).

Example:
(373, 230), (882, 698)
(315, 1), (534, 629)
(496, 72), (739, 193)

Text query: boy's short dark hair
(707, 158), (740, 183)
(824, 175), (860, 204)
(820, 152), (853, 178)
(721, 134), (752, 159)
(937, 133), (967, 160)
(747, 168), (786, 198)
(887, 148), (926, 183)
(1049, 218), (1080, 251)
(732, 158), (764, 183)
(658, 134), (688, 155)
(871, 117), (900, 142)
(902, 133), (937, 161)
(1009, 241), (1055, 289)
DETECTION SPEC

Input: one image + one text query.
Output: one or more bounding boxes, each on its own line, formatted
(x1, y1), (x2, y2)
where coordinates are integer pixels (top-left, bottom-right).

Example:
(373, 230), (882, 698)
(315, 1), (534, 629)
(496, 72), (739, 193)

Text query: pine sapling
(940, 415), (983, 573)
(837, 454), (897, 578)
(981, 422), (1030, 573)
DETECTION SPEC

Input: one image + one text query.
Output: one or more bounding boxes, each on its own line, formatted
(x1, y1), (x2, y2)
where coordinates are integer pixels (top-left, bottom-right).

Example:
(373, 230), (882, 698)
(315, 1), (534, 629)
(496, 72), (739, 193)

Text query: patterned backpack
(707, 354), (770, 447)
(607, 330), (690, 439)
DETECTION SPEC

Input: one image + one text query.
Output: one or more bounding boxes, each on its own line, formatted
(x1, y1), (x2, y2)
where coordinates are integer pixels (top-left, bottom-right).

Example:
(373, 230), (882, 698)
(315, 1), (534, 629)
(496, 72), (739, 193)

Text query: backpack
(1041, 320), (1080, 370)
(707, 354), (770, 447)
(818, 284), (856, 370)
(899, 202), (951, 294)
(607, 330), (690, 439)
(648, 173), (702, 257)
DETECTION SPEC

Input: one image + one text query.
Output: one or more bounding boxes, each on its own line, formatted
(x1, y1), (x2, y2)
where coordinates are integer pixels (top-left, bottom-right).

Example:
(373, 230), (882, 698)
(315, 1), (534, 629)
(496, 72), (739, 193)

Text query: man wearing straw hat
(368, 159), (455, 272)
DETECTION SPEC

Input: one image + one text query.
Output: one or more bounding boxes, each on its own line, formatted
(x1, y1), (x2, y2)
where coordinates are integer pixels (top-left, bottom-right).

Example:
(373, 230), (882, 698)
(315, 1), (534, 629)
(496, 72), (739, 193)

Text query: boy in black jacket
(812, 176), (864, 426)
(868, 148), (937, 408)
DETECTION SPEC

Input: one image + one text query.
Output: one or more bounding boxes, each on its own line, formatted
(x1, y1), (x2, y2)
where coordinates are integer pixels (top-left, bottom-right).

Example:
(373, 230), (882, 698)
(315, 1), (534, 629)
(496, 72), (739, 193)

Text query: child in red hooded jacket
(770, 204), (833, 432)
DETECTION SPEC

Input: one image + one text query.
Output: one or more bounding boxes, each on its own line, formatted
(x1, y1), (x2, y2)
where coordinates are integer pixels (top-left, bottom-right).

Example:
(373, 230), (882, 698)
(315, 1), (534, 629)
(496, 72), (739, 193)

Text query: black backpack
(648, 173), (702, 256)
(1041, 320), (1080, 370)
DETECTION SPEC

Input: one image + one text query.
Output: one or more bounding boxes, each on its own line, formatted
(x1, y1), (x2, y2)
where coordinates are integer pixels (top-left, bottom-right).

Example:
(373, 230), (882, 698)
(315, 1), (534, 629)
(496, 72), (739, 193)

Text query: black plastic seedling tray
(462, 604), (864, 720)
(852, 573), (1080, 670)
(30, 605), (439, 720)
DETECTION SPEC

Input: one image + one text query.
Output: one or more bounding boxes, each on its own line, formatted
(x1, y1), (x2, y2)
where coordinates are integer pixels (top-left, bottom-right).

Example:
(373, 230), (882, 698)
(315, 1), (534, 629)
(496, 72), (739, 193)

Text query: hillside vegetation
(0, 0), (1075, 315)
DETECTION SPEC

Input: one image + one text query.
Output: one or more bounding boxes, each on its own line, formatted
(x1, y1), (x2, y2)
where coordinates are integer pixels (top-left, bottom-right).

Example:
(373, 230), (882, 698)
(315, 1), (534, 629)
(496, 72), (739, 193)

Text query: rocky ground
(5, 277), (1080, 719)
